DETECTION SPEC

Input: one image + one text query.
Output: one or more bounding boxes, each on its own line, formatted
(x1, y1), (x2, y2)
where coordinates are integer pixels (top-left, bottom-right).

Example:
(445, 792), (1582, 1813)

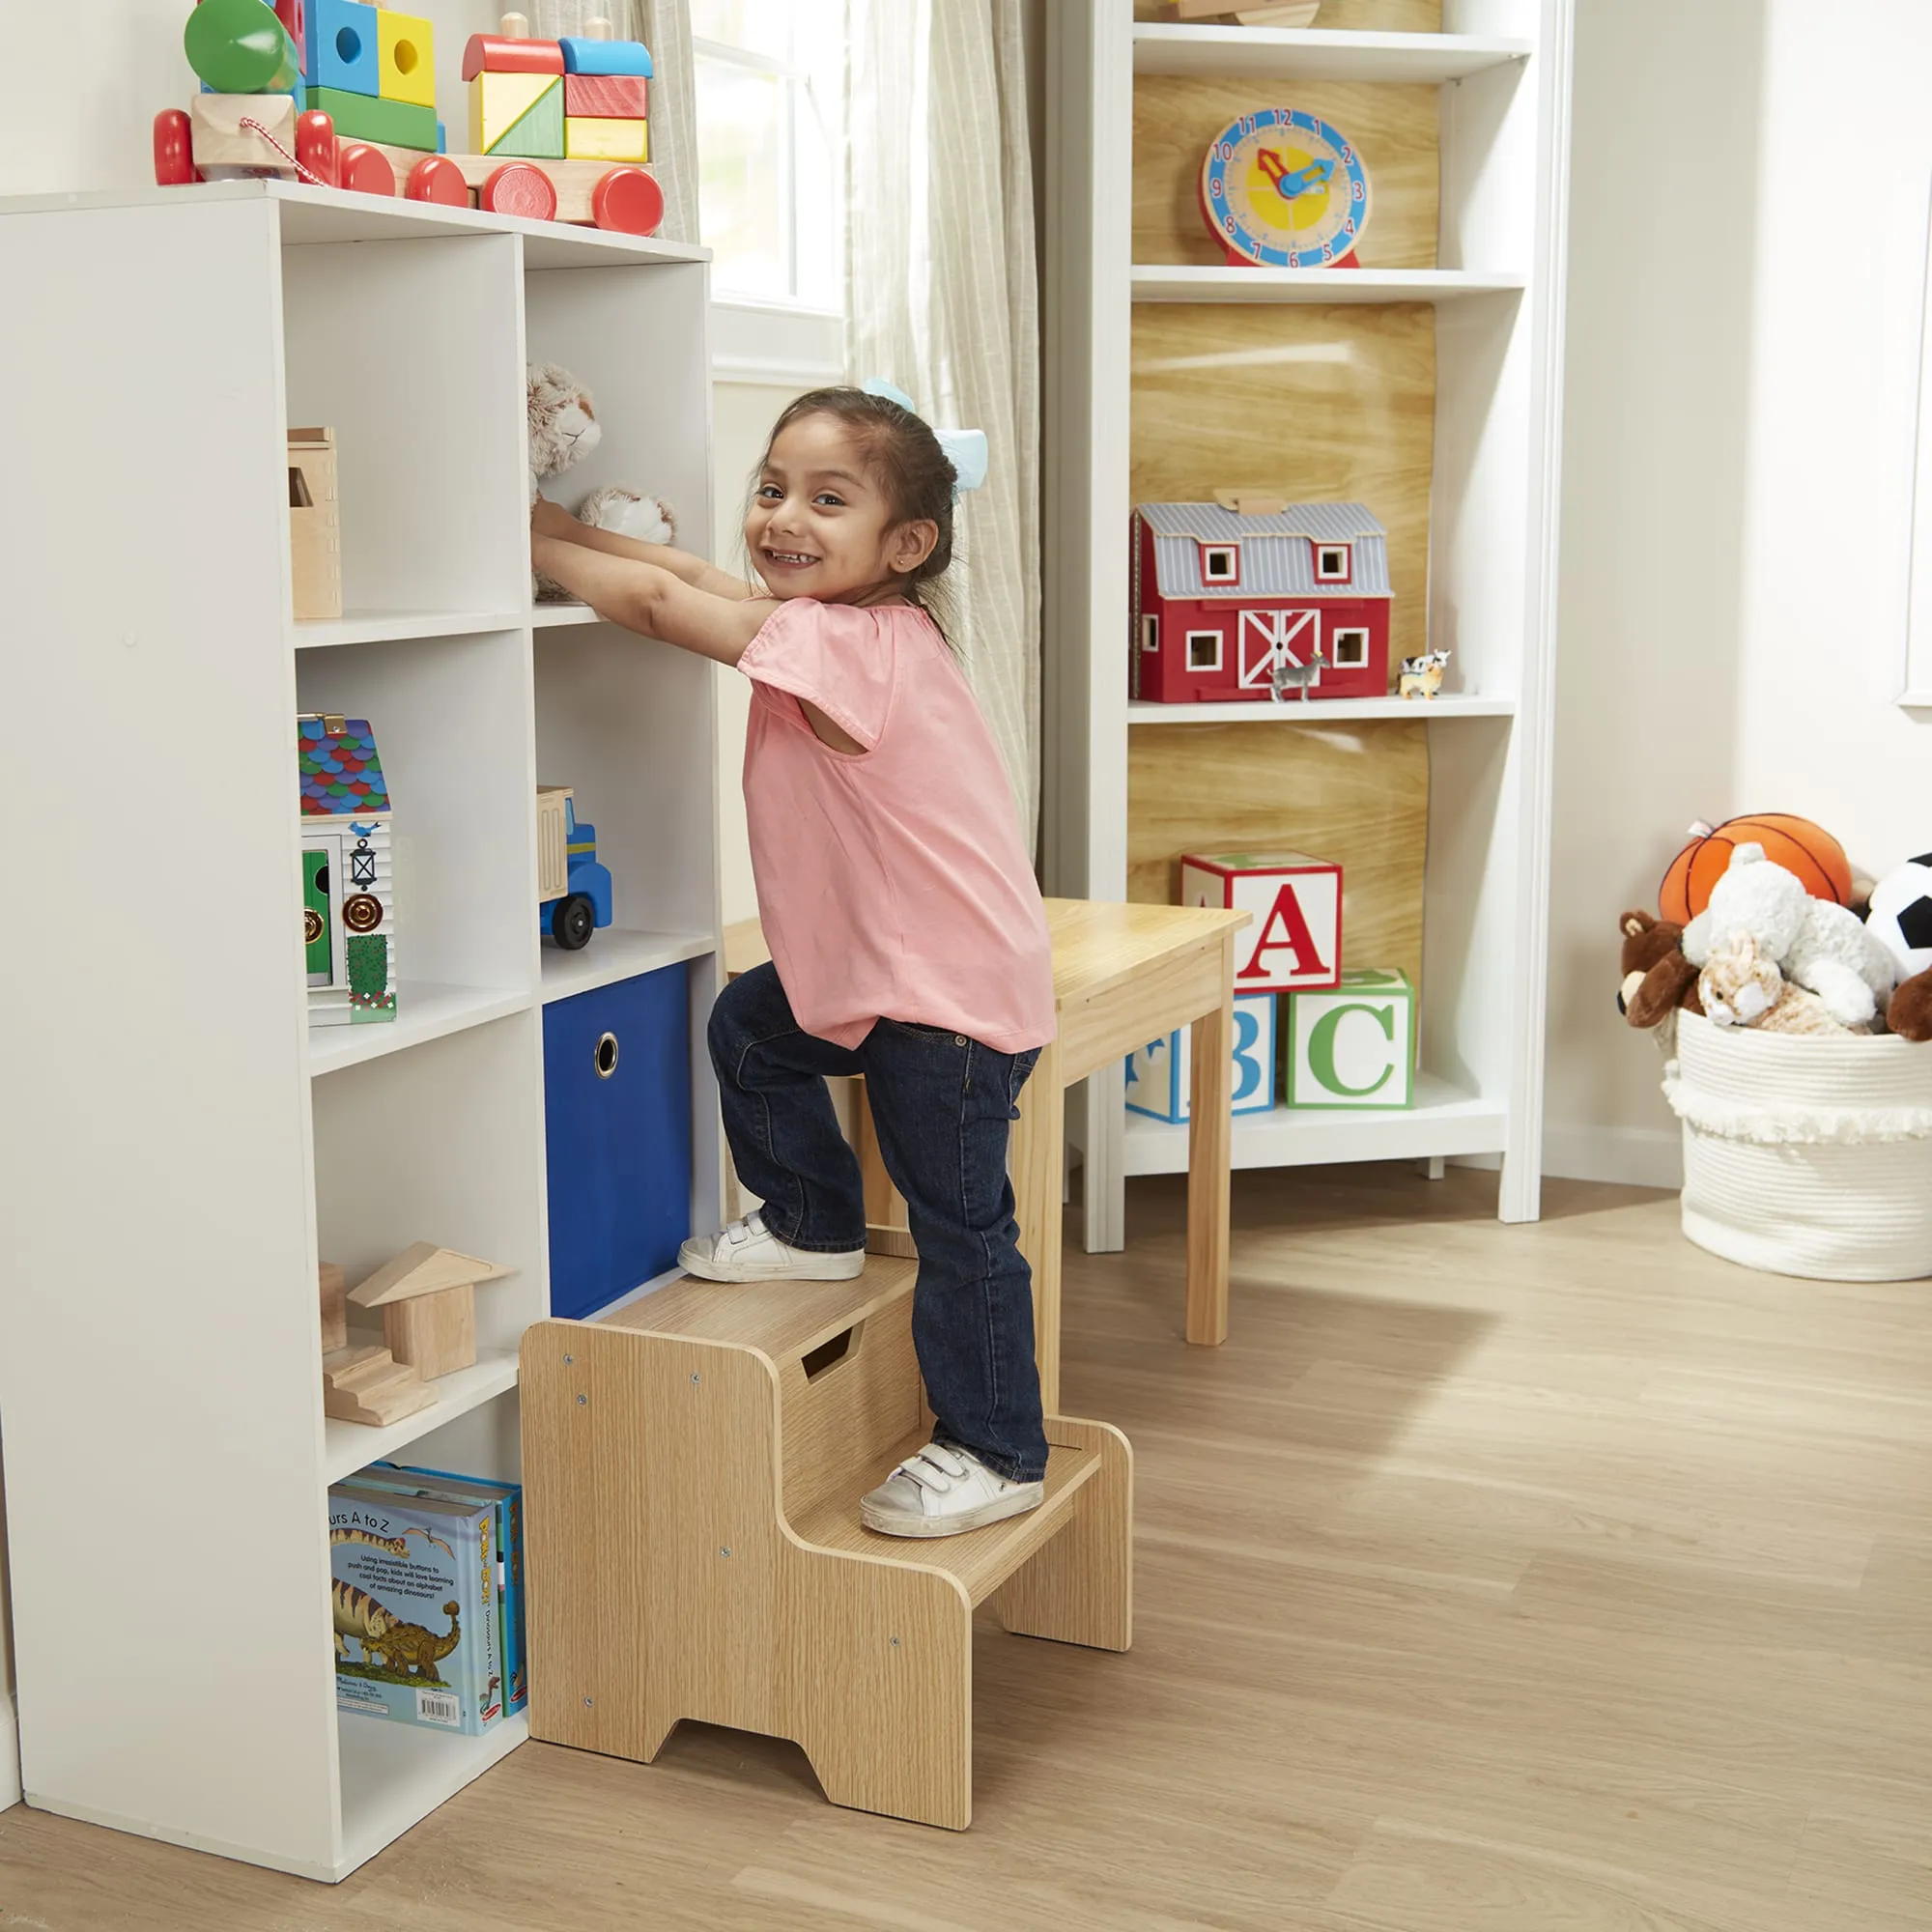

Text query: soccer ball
(1866, 854), (1932, 979)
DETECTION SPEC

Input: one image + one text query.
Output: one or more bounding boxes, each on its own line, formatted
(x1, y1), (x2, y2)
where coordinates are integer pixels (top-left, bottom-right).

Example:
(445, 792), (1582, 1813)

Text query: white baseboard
(1, 1685), (18, 1811)
(1543, 1122), (1683, 1190)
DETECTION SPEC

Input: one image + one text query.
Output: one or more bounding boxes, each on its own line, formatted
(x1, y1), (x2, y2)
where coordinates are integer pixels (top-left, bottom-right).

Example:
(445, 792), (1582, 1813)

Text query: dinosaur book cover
(328, 1482), (504, 1736)
(363, 1463), (527, 1717)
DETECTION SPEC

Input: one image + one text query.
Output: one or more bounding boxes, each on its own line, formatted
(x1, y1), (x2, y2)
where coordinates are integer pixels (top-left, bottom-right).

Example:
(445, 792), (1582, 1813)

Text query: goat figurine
(1268, 644), (1326, 703)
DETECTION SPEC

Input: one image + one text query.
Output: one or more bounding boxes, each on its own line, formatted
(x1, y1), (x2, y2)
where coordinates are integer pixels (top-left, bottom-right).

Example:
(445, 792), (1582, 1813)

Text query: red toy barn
(1130, 501), (1392, 703)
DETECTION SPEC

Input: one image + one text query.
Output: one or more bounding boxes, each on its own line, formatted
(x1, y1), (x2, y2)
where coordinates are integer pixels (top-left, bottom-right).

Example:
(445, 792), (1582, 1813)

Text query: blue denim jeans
(708, 962), (1049, 1484)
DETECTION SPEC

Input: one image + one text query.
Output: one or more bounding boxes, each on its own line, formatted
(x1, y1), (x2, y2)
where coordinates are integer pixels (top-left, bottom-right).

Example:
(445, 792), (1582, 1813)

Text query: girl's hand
(531, 496), (580, 541)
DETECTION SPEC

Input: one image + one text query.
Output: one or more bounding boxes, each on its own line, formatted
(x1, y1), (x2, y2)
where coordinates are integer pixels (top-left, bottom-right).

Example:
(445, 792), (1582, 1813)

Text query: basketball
(1660, 814), (1852, 923)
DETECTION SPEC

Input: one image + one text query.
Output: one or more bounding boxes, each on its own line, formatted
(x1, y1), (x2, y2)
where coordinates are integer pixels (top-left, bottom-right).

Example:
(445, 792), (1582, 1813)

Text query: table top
(724, 900), (1249, 1010)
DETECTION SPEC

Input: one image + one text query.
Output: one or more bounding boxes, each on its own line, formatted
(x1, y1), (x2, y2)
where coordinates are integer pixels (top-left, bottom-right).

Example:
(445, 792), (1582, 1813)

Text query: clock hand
(1257, 147), (1334, 202)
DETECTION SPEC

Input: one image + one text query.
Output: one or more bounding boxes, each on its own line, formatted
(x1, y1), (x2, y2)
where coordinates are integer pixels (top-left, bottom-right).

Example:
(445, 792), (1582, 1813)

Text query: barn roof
(1138, 500), (1391, 600)
(298, 716), (390, 817)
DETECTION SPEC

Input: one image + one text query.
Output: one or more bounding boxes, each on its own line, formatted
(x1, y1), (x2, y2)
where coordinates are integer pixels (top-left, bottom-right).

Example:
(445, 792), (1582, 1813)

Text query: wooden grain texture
(1185, 932), (1236, 1346)
(1127, 719), (1427, 994)
(382, 1287), (475, 1379)
(317, 1260), (346, 1355)
(518, 1269), (1132, 1833)
(1131, 300), (1435, 670)
(1012, 1035), (1066, 1408)
(8, 1172), (1932, 1928)
(996, 1415), (1134, 1652)
(1133, 76), (1438, 268)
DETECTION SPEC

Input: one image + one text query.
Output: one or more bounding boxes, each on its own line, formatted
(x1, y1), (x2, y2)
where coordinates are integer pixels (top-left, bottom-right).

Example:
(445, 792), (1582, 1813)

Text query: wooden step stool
(520, 1257), (1132, 1829)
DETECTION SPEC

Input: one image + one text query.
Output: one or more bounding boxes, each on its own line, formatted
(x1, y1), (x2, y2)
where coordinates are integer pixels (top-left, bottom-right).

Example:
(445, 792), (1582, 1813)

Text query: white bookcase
(0, 181), (721, 1881)
(1042, 1), (1573, 1240)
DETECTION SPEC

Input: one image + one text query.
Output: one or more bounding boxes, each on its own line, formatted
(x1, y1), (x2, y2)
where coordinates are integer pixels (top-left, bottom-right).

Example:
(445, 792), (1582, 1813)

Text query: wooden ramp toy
(520, 1257), (1132, 1830)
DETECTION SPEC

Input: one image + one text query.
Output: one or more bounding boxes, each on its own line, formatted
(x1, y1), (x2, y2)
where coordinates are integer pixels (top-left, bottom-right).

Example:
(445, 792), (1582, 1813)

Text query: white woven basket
(1662, 1012), (1932, 1281)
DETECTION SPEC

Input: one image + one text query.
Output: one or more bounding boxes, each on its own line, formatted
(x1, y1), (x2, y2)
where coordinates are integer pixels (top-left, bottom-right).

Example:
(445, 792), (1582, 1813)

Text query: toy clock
(1199, 107), (1371, 269)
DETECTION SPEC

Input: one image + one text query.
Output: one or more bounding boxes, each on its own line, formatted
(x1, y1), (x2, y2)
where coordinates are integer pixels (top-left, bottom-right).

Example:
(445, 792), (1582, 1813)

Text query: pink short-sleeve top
(737, 598), (1056, 1054)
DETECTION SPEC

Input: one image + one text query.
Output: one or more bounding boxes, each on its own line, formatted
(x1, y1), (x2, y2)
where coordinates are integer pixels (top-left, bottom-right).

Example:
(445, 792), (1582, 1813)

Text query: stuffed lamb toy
(1683, 843), (1896, 1029)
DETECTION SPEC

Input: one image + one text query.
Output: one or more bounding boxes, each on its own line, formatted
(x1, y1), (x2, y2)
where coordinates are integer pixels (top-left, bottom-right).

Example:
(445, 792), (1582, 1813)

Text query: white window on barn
(1185, 630), (1223, 672)
(1202, 543), (1239, 585)
(1330, 627), (1370, 668)
(1140, 613), (1160, 654)
(1315, 542), (1351, 583)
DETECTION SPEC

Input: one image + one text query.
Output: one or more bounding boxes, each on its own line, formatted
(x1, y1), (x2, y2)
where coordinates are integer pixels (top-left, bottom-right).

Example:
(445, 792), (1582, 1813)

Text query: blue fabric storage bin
(543, 965), (692, 1321)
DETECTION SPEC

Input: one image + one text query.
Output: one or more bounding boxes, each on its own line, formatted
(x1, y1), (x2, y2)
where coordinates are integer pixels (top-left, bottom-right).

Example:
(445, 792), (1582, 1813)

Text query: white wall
(1545, 0), (1932, 1185)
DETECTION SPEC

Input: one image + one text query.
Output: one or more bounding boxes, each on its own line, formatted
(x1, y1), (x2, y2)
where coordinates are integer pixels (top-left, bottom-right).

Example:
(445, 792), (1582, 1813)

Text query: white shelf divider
(305, 985), (532, 1077)
(1122, 1074), (1507, 1177)
(1131, 266), (1526, 304)
(1131, 24), (1533, 82)
(323, 1350), (522, 1485)
(530, 602), (606, 627)
(297, 610), (526, 650)
(1127, 695), (1515, 724)
(539, 928), (716, 1004)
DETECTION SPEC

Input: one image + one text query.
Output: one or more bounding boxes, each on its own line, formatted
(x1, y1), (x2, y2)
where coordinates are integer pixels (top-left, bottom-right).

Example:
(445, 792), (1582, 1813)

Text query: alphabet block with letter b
(1284, 970), (1415, 1109)
(1125, 992), (1278, 1122)
(1179, 850), (1342, 995)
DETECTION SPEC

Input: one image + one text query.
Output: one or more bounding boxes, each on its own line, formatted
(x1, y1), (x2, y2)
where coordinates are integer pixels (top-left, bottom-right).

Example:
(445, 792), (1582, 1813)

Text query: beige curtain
(844, 0), (1042, 846)
(532, 0), (700, 244)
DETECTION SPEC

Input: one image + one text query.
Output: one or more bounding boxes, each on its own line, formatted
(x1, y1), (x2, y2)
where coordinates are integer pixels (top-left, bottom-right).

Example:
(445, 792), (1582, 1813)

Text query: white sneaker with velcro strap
(678, 1211), (866, 1283)
(860, 1442), (1044, 1538)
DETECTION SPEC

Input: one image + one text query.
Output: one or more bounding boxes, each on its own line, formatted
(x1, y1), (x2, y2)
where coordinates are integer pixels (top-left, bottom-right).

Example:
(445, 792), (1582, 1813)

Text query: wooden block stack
(466, 14), (652, 165)
(309, 0), (439, 154)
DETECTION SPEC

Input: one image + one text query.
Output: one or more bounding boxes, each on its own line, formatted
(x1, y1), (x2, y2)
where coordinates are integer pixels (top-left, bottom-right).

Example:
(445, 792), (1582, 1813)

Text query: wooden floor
(5, 1167), (1931, 1929)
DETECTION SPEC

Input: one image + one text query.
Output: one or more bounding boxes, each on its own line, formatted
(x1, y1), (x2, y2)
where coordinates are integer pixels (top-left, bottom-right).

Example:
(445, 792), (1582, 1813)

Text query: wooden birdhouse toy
(299, 714), (397, 1026)
(348, 1242), (513, 1380)
(1131, 497), (1392, 703)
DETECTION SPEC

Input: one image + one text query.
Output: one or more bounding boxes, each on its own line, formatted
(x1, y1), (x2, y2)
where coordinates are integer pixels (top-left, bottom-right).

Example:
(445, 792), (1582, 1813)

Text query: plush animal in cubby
(526, 360), (677, 600)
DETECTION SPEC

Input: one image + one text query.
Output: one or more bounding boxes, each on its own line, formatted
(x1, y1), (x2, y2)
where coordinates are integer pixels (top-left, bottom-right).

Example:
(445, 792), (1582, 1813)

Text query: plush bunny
(1682, 843), (1895, 1030)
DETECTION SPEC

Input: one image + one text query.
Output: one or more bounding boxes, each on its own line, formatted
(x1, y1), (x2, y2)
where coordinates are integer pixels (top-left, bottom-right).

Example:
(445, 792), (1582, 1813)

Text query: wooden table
(721, 899), (1249, 1412)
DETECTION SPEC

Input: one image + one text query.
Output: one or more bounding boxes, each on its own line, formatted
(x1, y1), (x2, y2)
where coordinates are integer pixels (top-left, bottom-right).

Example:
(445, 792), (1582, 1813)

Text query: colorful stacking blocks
(1126, 993), (1278, 1123)
(1283, 971), (1415, 1110)
(185, 0), (301, 95)
(296, 0), (436, 149)
(466, 14), (651, 162)
(305, 0), (379, 95)
(1179, 850), (1343, 995)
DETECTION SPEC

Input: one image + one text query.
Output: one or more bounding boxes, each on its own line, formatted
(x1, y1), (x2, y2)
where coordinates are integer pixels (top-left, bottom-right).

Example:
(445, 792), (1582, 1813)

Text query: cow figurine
(1398, 649), (1450, 699)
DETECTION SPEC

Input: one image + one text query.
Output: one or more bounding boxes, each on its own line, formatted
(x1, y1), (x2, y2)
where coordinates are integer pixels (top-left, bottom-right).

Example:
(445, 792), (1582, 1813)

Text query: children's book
(365, 1463), (526, 1716)
(328, 1482), (503, 1735)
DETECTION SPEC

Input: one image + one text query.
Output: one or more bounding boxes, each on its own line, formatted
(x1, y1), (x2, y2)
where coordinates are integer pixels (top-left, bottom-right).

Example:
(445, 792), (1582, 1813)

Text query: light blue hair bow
(861, 379), (988, 499)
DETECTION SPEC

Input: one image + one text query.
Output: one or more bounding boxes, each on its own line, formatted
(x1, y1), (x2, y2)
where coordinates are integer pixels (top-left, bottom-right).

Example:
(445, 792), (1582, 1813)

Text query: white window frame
(1202, 543), (1240, 585)
(693, 5), (842, 313)
(1185, 629), (1224, 673)
(1315, 542), (1351, 583)
(1330, 625), (1371, 669)
(1140, 612), (1160, 654)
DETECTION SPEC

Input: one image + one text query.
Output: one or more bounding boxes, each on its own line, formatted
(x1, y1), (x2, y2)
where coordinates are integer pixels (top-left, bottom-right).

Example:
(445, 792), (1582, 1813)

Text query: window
(1315, 542), (1351, 583)
(1202, 543), (1239, 585)
(1330, 627), (1370, 669)
(1140, 613), (1160, 654)
(1185, 630), (1223, 672)
(691, 0), (842, 306)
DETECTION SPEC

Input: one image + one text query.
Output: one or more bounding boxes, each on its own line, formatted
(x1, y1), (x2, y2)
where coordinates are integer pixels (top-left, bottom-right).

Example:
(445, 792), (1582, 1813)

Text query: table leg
(1012, 1037), (1065, 1414)
(1184, 934), (1234, 1348)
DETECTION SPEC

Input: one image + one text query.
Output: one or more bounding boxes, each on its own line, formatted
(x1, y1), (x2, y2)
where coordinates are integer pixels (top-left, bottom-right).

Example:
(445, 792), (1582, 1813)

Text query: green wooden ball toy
(185, 0), (300, 96)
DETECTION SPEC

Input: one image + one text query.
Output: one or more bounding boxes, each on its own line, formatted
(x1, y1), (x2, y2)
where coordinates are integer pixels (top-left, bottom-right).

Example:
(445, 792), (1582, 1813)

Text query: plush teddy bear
(1682, 843), (1895, 1030)
(1617, 908), (1702, 1030)
(1697, 933), (1858, 1036)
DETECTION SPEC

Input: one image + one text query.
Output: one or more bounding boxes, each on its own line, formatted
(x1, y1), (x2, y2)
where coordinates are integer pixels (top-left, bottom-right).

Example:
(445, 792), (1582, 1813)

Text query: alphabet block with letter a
(1285, 970), (1414, 1109)
(1179, 851), (1342, 995)
(1125, 992), (1277, 1122)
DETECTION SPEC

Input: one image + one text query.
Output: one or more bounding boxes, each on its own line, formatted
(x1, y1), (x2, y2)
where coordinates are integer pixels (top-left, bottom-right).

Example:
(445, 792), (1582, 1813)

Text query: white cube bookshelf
(1043, 1), (1573, 1239)
(0, 182), (721, 1881)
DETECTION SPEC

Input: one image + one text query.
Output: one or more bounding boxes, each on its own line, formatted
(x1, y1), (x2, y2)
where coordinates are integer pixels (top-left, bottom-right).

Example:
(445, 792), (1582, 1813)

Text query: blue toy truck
(537, 785), (613, 951)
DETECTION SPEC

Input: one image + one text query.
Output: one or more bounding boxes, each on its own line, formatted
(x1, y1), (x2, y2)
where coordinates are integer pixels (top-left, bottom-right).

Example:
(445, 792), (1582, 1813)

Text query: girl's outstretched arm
(532, 533), (775, 667)
(531, 497), (755, 599)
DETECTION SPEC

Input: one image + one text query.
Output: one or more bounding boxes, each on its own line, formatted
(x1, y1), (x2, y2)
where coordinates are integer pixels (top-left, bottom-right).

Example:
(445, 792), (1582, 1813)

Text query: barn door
(1238, 609), (1317, 688)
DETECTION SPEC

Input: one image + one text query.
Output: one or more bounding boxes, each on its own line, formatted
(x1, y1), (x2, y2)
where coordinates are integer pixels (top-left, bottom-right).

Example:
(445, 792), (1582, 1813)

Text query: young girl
(530, 387), (1056, 1540)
